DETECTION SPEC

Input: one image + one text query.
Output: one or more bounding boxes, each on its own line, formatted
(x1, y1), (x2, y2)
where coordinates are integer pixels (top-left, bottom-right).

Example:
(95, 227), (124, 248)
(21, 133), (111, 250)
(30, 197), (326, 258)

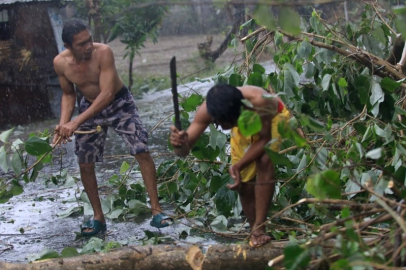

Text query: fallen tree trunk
(0, 242), (286, 270)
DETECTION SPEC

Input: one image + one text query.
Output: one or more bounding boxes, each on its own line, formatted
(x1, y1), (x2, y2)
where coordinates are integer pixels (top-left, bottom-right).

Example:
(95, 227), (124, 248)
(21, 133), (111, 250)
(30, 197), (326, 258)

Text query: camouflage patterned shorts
(74, 86), (149, 164)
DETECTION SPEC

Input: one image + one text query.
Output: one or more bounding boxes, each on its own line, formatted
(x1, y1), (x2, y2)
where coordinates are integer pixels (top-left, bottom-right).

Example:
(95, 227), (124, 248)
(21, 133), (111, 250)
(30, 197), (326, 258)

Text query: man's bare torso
(56, 43), (123, 102)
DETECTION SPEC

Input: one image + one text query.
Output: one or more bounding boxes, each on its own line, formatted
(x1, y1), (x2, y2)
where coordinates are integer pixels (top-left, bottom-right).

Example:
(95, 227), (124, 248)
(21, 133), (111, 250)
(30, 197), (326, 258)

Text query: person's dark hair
(206, 84), (244, 125)
(62, 19), (88, 46)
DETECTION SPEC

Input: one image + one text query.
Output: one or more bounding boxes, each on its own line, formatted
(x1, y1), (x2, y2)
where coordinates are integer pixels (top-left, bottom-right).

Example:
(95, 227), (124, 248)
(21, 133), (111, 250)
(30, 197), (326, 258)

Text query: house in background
(0, 0), (73, 129)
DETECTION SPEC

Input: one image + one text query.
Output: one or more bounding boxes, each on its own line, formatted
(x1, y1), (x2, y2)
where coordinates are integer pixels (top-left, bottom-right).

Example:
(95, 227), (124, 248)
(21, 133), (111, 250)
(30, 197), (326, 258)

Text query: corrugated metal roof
(0, 0), (59, 5)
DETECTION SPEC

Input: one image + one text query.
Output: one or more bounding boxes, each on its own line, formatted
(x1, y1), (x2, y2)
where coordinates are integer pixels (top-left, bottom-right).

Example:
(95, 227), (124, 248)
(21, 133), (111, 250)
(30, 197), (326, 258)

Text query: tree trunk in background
(86, 0), (102, 42)
(197, 4), (245, 62)
(0, 243), (287, 270)
(344, 1), (349, 22)
(92, 0), (102, 43)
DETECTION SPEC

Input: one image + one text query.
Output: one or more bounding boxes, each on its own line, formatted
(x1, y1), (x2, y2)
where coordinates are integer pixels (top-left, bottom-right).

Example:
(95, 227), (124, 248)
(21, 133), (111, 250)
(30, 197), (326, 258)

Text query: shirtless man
(53, 19), (171, 236)
(169, 84), (289, 247)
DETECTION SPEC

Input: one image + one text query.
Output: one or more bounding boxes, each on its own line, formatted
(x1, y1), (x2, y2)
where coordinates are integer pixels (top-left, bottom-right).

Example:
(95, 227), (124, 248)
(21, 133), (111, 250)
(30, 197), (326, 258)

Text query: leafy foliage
(155, 1), (406, 268)
(0, 129), (54, 203)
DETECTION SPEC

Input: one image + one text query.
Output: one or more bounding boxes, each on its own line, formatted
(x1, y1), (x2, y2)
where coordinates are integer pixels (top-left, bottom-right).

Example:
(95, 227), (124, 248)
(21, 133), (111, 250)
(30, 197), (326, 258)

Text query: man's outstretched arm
(170, 102), (211, 157)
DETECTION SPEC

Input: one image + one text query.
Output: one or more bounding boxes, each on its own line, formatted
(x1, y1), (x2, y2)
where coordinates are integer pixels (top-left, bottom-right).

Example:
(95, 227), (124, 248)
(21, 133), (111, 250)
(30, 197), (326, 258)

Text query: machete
(170, 56), (182, 130)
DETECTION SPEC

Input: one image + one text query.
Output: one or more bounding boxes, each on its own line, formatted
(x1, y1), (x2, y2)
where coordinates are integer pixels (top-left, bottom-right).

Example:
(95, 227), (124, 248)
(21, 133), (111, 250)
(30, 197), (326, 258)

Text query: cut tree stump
(0, 242), (287, 270)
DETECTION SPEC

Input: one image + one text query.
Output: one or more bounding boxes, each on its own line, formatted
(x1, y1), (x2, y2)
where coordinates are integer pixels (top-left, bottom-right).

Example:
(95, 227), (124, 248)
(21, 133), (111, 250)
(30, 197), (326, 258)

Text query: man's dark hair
(206, 84), (244, 125)
(62, 19), (88, 46)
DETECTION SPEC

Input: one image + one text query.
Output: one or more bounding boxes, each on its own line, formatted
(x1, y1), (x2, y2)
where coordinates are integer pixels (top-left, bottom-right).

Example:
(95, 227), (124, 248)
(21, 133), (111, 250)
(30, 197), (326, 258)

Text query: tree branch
(278, 29), (406, 81)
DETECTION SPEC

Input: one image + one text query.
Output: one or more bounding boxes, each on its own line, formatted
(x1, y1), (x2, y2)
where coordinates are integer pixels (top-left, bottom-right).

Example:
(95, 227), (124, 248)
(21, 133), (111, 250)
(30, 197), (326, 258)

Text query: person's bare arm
(170, 102), (211, 157)
(53, 56), (76, 144)
(72, 46), (118, 128)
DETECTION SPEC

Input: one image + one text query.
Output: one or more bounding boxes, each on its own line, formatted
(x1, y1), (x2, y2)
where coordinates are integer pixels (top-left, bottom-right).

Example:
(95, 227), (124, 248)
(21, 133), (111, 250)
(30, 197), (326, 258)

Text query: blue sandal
(81, 219), (107, 237)
(150, 213), (173, 229)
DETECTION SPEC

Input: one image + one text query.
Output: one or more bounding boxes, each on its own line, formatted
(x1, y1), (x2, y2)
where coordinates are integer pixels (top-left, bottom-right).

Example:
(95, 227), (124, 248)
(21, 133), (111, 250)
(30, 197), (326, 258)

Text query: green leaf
(304, 63), (315, 78)
(283, 64), (300, 97)
(229, 73), (243, 87)
(183, 172), (200, 191)
(253, 5), (276, 31)
(279, 7), (301, 36)
(120, 161), (130, 174)
(284, 243), (310, 270)
(209, 125), (227, 150)
(35, 249), (60, 261)
(286, 64), (300, 85)
(380, 77), (402, 93)
(353, 123), (367, 135)
(361, 126), (373, 143)
(11, 152), (22, 175)
(0, 127), (14, 143)
(247, 72), (263, 87)
(300, 115), (324, 132)
(278, 122), (307, 148)
(338, 77), (348, 87)
(215, 183), (237, 216)
(316, 48), (334, 65)
(0, 190), (13, 203)
(127, 199), (150, 216)
(181, 93), (204, 112)
(30, 167), (39, 182)
(106, 208), (124, 219)
(322, 74), (332, 91)
(264, 148), (292, 169)
(57, 206), (82, 218)
(297, 153), (308, 177)
(345, 178), (361, 199)
(209, 125), (219, 149)
(372, 27), (386, 45)
(365, 148), (382, 159)
(238, 110), (262, 137)
(341, 206), (350, 218)
(210, 175), (226, 193)
(0, 146), (9, 173)
(253, 64), (265, 74)
(61, 247), (79, 258)
(394, 6), (406, 38)
(274, 31), (283, 46)
(370, 81), (384, 117)
(306, 170), (341, 200)
(240, 18), (254, 30)
(298, 40), (312, 59)
(10, 185), (23, 196)
(81, 237), (104, 254)
(330, 259), (350, 270)
(210, 215), (228, 232)
(24, 137), (52, 156)
(191, 133), (220, 161)
(165, 181), (178, 194)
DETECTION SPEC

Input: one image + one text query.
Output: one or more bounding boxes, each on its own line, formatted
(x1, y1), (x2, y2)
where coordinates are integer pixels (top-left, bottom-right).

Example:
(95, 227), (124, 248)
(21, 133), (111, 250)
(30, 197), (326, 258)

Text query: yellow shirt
(230, 106), (290, 182)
